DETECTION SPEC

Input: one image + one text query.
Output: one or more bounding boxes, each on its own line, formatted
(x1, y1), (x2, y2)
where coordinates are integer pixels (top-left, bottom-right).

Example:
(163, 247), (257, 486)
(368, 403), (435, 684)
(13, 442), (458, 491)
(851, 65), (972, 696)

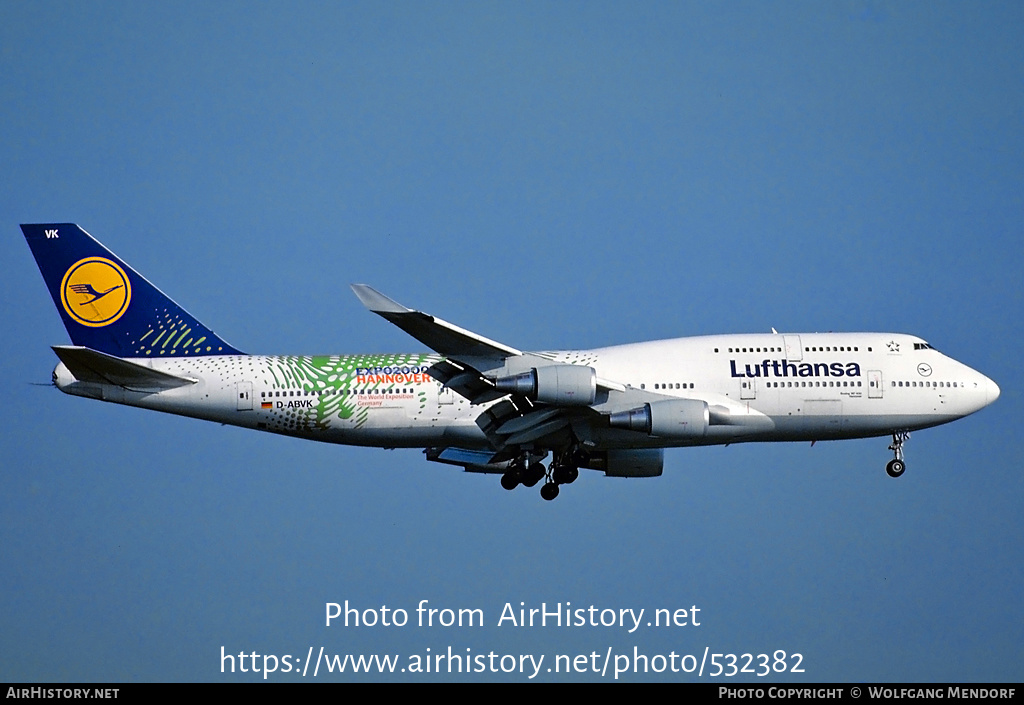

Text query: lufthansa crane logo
(60, 257), (132, 327)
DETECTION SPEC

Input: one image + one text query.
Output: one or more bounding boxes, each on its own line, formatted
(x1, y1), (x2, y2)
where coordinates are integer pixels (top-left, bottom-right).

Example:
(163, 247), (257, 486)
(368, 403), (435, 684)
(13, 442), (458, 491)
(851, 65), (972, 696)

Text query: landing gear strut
(540, 449), (581, 500)
(886, 431), (910, 478)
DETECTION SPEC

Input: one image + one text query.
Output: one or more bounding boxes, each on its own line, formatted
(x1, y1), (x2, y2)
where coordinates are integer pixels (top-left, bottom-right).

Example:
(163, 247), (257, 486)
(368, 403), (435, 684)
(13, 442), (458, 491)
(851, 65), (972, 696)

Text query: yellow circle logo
(60, 257), (132, 327)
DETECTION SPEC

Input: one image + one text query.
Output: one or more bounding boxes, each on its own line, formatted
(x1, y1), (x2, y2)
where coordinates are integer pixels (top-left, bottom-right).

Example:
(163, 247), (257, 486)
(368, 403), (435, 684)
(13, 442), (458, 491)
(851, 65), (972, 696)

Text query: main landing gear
(500, 450), (580, 500)
(886, 431), (910, 478)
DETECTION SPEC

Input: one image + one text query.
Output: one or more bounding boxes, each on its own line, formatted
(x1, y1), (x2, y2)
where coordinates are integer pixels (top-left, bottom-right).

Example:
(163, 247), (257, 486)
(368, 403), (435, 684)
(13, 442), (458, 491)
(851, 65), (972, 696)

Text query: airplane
(22, 223), (1000, 500)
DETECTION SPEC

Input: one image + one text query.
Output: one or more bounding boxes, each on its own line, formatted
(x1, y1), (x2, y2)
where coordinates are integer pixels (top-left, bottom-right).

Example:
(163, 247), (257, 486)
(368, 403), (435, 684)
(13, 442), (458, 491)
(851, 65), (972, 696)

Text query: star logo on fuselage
(887, 341), (900, 353)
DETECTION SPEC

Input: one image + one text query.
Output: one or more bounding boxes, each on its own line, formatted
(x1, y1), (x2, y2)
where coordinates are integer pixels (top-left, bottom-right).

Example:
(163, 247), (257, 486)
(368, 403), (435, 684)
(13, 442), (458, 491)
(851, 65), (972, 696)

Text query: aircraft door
(438, 385), (455, 407)
(740, 378), (756, 400)
(236, 381), (252, 410)
(867, 370), (883, 399)
(784, 335), (803, 361)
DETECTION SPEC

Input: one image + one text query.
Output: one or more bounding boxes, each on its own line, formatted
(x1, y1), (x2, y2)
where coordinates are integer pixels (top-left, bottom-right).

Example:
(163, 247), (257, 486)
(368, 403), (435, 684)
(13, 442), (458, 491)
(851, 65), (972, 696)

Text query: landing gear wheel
(540, 482), (560, 501)
(521, 462), (546, 488)
(552, 464), (577, 485)
(500, 472), (520, 490)
(886, 459), (905, 478)
(553, 465), (579, 484)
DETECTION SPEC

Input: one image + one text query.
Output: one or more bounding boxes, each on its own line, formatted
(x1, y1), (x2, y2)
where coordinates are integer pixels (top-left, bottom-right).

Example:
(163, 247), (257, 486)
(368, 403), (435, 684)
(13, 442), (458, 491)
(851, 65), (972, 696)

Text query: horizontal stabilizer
(351, 284), (521, 359)
(52, 346), (196, 391)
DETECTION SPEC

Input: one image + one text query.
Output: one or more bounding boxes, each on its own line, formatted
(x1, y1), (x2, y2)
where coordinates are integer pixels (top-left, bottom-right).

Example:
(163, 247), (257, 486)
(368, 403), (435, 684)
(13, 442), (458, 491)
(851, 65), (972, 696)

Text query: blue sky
(2, 1), (1021, 682)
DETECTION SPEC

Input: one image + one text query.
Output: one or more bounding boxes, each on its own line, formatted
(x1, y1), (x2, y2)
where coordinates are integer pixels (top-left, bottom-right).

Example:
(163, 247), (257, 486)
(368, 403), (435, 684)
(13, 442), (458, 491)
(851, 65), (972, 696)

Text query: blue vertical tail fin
(22, 223), (243, 358)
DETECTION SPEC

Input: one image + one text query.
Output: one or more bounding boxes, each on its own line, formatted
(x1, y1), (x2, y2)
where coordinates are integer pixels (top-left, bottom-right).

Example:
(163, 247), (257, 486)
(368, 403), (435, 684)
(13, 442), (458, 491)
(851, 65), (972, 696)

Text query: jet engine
(493, 364), (597, 406)
(608, 398), (709, 439)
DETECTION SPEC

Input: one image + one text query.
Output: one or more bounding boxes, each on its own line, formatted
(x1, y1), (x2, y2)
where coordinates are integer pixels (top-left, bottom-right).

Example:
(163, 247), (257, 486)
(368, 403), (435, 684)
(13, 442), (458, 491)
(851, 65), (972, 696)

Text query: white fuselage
(54, 332), (999, 451)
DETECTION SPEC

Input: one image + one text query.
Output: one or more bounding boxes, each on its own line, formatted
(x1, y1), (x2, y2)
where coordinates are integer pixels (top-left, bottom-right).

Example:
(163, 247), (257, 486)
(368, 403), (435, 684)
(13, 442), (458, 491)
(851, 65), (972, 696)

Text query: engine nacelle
(493, 364), (597, 406)
(581, 448), (664, 478)
(608, 398), (709, 439)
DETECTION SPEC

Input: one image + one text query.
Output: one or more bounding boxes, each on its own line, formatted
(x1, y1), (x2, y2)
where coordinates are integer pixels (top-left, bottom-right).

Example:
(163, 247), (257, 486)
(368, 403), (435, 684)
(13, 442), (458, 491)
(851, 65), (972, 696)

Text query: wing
(350, 284), (625, 402)
(350, 284), (527, 405)
(350, 285), (646, 467)
(351, 286), (775, 493)
(350, 284), (521, 359)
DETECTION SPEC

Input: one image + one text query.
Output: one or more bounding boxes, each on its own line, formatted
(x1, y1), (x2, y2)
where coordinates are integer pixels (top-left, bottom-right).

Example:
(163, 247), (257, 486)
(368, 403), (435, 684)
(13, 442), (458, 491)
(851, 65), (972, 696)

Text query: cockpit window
(914, 342), (939, 351)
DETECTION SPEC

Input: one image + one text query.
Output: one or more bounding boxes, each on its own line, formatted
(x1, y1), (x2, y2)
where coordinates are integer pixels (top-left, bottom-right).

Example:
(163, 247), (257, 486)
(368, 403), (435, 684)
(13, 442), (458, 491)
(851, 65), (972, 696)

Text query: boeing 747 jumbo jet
(23, 224), (1000, 500)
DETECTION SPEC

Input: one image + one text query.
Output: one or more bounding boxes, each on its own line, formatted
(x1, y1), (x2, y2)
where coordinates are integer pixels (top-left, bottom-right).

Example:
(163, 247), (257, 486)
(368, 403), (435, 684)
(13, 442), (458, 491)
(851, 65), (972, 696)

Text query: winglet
(350, 284), (411, 315)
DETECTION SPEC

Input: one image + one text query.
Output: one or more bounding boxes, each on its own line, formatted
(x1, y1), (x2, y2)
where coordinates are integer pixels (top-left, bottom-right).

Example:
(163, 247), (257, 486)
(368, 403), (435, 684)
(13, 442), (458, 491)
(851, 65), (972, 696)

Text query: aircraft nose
(985, 375), (1000, 406)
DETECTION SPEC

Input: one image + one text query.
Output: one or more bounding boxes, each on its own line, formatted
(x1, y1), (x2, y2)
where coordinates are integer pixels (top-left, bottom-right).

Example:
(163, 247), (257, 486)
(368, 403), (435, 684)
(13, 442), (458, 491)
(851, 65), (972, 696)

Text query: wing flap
(495, 408), (564, 435)
(424, 447), (511, 475)
(504, 417), (571, 446)
(424, 359), (506, 405)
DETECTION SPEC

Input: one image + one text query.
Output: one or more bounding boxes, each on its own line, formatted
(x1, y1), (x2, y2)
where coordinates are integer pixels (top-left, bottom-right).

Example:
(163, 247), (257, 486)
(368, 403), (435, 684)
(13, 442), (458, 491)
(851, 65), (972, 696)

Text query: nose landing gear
(886, 431), (910, 478)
